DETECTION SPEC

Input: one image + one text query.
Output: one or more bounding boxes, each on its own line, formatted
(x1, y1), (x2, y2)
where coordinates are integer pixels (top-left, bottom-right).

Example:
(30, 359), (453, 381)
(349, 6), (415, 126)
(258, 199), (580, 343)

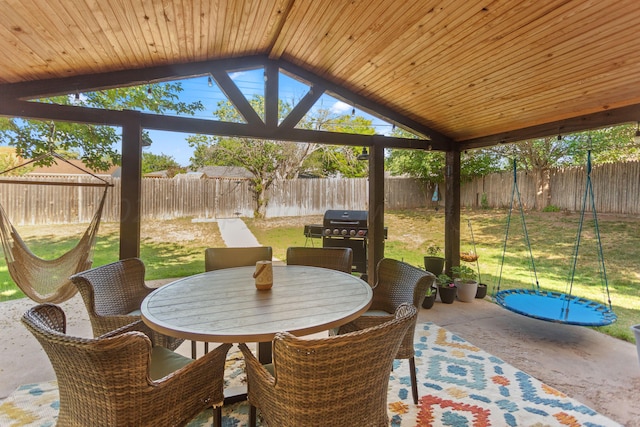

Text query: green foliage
(451, 265), (477, 281)
(481, 193), (489, 209)
(542, 205), (560, 212)
(436, 273), (454, 287)
(495, 124), (640, 172)
(187, 97), (376, 216)
(141, 152), (184, 176)
(188, 96), (308, 218)
(0, 151), (33, 175)
(386, 147), (502, 183)
(0, 83), (204, 171)
(426, 245), (442, 256)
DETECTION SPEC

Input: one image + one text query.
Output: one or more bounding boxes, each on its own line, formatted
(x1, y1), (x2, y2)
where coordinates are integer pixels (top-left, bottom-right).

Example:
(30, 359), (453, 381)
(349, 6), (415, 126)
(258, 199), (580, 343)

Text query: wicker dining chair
(337, 257), (435, 404)
(69, 257), (184, 351)
(200, 246), (273, 357)
(285, 246), (353, 274)
(22, 303), (232, 427)
(239, 303), (417, 427)
(204, 246), (272, 271)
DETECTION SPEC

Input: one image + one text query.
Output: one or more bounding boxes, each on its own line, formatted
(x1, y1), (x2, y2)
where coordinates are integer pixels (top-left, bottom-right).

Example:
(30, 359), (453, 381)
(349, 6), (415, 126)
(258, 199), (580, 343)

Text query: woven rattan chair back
(240, 304), (417, 427)
(371, 258), (435, 316)
(204, 246), (272, 271)
(22, 303), (231, 427)
(340, 258), (435, 404)
(285, 247), (353, 273)
(70, 258), (182, 350)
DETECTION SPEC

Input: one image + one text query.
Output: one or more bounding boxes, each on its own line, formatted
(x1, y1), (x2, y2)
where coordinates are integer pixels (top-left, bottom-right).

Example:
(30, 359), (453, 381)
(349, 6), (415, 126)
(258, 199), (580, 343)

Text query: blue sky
(144, 69), (392, 166)
(2, 68), (393, 166)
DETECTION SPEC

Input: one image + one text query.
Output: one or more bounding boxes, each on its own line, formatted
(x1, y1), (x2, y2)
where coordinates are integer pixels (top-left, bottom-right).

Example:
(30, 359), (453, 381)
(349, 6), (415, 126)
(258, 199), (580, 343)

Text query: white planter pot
(631, 325), (640, 368)
(454, 279), (478, 302)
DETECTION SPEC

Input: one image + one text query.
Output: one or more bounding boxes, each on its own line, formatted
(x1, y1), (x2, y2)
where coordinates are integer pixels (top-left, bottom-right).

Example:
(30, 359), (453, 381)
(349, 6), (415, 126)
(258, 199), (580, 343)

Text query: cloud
(229, 71), (246, 80)
(332, 100), (351, 114)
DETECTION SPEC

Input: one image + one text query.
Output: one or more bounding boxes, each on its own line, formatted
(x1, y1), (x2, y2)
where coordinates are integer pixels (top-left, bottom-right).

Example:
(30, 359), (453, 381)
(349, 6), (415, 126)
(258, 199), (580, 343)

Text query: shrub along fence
(0, 160), (637, 225)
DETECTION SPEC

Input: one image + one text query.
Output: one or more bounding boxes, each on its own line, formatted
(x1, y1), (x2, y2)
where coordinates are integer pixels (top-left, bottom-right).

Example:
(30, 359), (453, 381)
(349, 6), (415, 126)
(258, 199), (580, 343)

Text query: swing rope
(565, 150), (613, 314)
(494, 153), (616, 326)
(494, 159), (539, 295)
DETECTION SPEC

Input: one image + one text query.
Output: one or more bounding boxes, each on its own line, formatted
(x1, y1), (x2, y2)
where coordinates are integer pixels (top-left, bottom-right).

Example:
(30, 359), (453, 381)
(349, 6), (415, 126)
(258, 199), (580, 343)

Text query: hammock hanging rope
(0, 151), (112, 303)
(493, 153), (616, 327)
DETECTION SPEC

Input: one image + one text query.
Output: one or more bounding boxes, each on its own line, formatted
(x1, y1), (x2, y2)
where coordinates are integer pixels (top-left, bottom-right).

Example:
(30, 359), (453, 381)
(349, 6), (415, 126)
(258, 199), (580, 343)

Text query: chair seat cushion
(128, 309), (142, 316)
(150, 346), (192, 380)
(363, 309), (392, 317)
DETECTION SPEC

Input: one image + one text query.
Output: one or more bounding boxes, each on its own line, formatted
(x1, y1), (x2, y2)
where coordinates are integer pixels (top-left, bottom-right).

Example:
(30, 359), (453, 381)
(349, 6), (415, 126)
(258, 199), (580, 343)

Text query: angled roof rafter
(0, 55), (448, 150)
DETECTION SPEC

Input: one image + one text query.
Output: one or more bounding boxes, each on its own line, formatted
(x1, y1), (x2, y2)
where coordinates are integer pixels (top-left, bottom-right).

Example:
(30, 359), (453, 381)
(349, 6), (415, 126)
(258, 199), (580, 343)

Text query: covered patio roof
(1, 1), (639, 279)
(2, 0), (640, 145)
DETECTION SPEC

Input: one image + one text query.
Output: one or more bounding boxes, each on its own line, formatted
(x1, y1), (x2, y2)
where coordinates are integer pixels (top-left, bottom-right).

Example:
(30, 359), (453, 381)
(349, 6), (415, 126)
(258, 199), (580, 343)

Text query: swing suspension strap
(566, 151), (613, 312)
(496, 159), (539, 294)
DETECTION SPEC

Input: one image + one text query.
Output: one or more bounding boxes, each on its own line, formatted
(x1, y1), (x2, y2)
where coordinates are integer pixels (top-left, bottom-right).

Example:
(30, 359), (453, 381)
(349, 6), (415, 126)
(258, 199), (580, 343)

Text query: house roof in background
(198, 166), (253, 180)
(0, 147), (119, 176)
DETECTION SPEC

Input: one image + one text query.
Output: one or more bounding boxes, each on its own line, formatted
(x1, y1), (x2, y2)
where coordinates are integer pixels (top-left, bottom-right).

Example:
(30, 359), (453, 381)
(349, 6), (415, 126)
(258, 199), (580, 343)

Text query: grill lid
(323, 210), (368, 227)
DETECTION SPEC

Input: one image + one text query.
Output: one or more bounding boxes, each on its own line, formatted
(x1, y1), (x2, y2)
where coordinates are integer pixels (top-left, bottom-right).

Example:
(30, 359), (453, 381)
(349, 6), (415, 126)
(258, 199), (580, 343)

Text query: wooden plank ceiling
(1, 0), (640, 148)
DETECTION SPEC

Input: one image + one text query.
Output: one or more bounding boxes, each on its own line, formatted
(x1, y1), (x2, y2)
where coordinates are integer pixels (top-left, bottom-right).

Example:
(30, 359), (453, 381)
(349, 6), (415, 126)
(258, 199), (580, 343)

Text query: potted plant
(421, 284), (438, 309)
(436, 273), (456, 304)
(451, 265), (478, 302)
(424, 245), (445, 275)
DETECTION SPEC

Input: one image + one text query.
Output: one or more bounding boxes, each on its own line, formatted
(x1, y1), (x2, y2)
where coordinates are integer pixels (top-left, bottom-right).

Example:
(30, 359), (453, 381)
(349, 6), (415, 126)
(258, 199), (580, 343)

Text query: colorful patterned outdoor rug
(0, 322), (621, 426)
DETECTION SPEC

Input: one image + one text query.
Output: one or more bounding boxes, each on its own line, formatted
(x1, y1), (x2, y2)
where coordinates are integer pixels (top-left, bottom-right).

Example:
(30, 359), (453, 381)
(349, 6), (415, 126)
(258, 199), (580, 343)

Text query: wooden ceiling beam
(460, 103), (640, 149)
(0, 99), (439, 151)
(278, 60), (453, 146)
(210, 68), (264, 125)
(0, 55), (452, 148)
(0, 55), (269, 100)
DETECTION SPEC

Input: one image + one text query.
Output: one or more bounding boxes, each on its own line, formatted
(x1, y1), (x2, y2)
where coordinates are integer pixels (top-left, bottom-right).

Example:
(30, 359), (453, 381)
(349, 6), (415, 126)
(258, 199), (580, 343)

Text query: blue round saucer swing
(493, 152), (616, 327)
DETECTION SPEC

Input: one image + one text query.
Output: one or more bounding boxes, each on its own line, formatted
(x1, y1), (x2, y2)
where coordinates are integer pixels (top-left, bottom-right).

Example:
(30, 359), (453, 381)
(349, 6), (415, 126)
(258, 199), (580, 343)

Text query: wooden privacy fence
(0, 176), (429, 225)
(460, 161), (640, 215)
(1, 161), (638, 225)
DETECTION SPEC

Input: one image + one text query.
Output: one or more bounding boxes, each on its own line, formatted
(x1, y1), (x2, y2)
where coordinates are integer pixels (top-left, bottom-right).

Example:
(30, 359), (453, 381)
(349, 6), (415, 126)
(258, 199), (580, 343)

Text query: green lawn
(247, 208), (640, 343)
(1, 209), (638, 343)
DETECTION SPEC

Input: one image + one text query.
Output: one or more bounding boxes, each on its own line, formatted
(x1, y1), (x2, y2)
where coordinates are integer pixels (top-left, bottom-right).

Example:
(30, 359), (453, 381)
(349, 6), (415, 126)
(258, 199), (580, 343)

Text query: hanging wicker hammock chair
(0, 151), (112, 303)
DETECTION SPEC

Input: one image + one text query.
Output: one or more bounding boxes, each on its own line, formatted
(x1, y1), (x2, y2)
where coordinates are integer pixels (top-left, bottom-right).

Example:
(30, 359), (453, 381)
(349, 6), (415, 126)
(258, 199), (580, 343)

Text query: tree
(386, 128), (502, 182)
(141, 152), (184, 177)
(495, 123), (640, 209)
(299, 111), (373, 178)
(0, 83), (204, 171)
(188, 97), (375, 217)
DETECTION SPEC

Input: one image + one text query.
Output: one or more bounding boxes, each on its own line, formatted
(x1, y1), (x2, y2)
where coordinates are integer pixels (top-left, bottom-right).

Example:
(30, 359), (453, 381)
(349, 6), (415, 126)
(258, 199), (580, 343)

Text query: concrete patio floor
(1, 286), (638, 426)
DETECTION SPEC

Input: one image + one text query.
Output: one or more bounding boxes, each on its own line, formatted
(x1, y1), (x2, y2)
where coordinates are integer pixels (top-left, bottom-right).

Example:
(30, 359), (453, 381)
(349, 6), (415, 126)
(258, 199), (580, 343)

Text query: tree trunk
(535, 168), (551, 210)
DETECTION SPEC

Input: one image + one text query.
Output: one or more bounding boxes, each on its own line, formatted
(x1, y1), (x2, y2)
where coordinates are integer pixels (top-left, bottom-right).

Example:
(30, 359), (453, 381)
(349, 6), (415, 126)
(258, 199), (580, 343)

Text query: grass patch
(0, 218), (225, 301)
(246, 208), (640, 344)
(1, 209), (638, 343)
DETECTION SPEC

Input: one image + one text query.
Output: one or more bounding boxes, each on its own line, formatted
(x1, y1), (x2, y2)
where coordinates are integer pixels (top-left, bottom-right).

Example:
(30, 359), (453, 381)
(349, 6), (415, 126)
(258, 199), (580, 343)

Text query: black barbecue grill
(303, 210), (387, 275)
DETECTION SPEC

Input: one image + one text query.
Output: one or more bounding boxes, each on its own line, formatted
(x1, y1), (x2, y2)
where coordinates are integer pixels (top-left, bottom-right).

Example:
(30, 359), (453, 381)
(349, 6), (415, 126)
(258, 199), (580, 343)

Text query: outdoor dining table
(140, 264), (373, 400)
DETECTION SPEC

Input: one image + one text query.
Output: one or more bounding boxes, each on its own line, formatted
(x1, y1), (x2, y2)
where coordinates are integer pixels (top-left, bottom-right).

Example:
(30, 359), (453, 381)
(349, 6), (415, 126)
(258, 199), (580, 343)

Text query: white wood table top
(141, 265), (373, 343)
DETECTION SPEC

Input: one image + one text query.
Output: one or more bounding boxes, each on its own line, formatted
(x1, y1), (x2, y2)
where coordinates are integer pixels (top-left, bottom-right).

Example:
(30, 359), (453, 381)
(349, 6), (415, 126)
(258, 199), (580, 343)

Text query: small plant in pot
(451, 265), (478, 302)
(421, 285), (438, 309)
(436, 273), (457, 304)
(424, 245), (445, 276)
